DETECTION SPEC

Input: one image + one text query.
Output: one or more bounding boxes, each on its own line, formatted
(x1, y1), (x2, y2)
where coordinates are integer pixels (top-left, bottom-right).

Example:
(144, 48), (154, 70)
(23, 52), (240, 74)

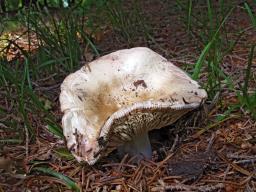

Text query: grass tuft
(237, 44), (256, 119)
(32, 167), (80, 192)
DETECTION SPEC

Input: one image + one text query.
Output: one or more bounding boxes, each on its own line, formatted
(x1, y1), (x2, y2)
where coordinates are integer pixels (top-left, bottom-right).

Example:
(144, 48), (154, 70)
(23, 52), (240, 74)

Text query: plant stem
(118, 132), (152, 159)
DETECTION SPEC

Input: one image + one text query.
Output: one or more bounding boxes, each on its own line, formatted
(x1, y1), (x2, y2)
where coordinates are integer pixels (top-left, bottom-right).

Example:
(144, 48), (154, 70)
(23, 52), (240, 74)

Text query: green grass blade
(24, 58), (32, 90)
(80, 31), (99, 56)
(244, 2), (256, 28)
(32, 167), (80, 192)
(19, 58), (33, 135)
(216, 104), (239, 122)
(187, 0), (192, 31)
(54, 147), (74, 160)
(243, 44), (255, 97)
(37, 57), (69, 70)
(192, 40), (212, 80)
(46, 124), (64, 138)
(192, 7), (234, 80)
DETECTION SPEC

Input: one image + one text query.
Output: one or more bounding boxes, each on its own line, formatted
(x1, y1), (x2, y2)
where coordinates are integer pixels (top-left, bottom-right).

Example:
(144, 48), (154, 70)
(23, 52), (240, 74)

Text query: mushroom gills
(117, 132), (152, 160)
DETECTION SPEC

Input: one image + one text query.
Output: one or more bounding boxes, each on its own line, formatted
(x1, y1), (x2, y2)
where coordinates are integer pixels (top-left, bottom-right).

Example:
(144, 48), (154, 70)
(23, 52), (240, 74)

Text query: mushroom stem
(118, 132), (152, 159)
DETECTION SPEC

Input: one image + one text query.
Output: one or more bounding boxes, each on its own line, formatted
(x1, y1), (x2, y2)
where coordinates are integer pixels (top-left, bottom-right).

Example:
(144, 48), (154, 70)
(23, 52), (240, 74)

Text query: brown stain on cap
(84, 80), (120, 130)
(133, 80), (147, 88)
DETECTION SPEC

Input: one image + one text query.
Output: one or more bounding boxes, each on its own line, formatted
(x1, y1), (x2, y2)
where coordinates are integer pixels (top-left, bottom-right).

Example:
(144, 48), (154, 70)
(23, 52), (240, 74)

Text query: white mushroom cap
(60, 47), (207, 165)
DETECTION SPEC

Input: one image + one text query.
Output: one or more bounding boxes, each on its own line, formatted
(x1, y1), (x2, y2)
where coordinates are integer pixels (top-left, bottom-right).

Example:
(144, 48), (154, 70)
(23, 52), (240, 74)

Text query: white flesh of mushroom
(117, 132), (152, 159)
(60, 47), (207, 165)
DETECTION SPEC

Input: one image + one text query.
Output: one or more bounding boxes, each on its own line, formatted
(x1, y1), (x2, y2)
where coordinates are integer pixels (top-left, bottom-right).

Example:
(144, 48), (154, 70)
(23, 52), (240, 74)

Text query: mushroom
(60, 47), (207, 165)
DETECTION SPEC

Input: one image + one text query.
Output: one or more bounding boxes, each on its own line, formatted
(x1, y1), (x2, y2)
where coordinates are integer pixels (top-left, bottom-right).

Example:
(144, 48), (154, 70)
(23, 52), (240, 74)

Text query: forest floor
(0, 1), (256, 192)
